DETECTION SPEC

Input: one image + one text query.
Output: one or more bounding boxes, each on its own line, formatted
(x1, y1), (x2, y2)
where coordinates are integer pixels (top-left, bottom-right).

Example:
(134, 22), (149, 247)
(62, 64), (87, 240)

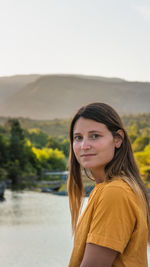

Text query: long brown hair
(67, 102), (150, 242)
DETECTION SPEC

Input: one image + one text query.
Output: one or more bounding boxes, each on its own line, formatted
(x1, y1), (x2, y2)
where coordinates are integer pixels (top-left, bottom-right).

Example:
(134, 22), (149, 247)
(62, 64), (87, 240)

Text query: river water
(0, 190), (150, 267)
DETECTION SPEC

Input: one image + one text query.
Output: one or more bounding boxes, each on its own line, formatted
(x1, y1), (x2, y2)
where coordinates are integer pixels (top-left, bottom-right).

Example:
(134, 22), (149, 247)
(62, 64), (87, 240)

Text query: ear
(114, 129), (124, 148)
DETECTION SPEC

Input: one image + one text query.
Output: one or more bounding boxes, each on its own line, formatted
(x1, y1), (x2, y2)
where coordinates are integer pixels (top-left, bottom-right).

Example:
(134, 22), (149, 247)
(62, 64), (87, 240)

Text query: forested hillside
(0, 113), (150, 188)
(1, 113), (150, 137)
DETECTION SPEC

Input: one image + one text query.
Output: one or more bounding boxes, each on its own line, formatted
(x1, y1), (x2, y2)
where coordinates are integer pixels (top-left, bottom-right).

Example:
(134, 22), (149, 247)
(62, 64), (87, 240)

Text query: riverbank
(3, 174), (95, 197)
(3, 175), (150, 199)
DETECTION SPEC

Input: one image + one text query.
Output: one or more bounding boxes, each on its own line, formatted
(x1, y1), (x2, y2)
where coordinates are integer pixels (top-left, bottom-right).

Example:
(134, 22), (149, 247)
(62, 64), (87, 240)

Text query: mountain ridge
(0, 74), (149, 120)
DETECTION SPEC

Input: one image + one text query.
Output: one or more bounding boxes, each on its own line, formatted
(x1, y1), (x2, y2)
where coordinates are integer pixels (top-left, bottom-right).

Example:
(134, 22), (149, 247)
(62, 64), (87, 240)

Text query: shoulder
(95, 177), (136, 205)
(92, 178), (137, 225)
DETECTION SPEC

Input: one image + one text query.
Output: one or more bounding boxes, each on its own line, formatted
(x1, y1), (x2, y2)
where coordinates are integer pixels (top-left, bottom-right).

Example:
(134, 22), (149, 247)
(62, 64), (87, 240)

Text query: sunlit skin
(73, 117), (122, 183)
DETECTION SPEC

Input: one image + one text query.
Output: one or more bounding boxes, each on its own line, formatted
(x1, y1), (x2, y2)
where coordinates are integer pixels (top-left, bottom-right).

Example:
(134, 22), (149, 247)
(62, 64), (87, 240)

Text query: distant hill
(0, 74), (150, 119)
(0, 74), (40, 103)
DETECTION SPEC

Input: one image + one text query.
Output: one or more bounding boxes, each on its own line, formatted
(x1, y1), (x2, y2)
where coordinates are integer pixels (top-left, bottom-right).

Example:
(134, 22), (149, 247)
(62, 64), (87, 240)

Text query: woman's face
(73, 117), (120, 178)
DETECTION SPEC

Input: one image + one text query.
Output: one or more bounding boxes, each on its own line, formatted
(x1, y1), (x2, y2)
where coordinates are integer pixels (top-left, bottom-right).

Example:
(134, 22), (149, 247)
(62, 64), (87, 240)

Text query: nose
(81, 138), (91, 150)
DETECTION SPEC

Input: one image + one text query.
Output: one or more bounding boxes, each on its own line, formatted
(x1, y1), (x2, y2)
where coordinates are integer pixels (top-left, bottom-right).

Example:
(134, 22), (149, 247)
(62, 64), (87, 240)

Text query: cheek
(101, 139), (115, 158)
(107, 142), (115, 159)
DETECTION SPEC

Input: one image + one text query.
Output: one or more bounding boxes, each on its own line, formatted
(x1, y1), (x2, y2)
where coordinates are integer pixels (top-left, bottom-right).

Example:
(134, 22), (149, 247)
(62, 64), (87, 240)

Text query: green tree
(0, 168), (7, 182)
(7, 119), (39, 185)
(128, 124), (139, 143)
(0, 134), (9, 167)
(46, 136), (70, 157)
(25, 139), (42, 175)
(134, 144), (150, 182)
(32, 147), (66, 171)
(132, 136), (150, 152)
(46, 136), (61, 150)
(7, 160), (21, 186)
(9, 119), (28, 170)
(26, 128), (49, 148)
(61, 139), (69, 157)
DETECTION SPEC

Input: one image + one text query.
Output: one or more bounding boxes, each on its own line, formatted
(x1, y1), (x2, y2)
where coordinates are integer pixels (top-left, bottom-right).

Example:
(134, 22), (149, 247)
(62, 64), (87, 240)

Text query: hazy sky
(0, 0), (150, 81)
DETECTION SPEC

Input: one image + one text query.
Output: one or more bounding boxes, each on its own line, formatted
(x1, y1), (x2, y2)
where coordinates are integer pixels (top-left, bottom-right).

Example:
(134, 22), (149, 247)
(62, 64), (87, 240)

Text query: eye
(90, 134), (100, 139)
(73, 135), (82, 141)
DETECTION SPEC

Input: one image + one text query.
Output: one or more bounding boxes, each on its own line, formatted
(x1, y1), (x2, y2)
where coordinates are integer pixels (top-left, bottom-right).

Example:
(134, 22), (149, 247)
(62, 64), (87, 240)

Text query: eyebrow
(73, 130), (103, 135)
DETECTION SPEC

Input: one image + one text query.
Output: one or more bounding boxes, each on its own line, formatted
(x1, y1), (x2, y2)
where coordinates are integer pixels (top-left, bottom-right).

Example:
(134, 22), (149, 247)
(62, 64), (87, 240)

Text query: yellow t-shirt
(68, 178), (148, 267)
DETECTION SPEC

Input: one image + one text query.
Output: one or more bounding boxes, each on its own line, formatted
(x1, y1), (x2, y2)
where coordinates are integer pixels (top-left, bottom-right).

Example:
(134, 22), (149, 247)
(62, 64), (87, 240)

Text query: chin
(82, 163), (96, 169)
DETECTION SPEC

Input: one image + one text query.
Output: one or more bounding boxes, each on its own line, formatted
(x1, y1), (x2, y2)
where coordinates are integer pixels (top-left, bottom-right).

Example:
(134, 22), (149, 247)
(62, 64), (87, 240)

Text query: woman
(67, 102), (150, 267)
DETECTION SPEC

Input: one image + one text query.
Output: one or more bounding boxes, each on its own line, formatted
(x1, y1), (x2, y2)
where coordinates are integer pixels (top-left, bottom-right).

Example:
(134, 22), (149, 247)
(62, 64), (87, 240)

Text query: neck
(90, 168), (106, 184)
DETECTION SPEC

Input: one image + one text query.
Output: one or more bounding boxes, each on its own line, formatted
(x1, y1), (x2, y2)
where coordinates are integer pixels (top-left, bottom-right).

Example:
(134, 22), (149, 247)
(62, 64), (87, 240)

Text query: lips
(80, 154), (96, 157)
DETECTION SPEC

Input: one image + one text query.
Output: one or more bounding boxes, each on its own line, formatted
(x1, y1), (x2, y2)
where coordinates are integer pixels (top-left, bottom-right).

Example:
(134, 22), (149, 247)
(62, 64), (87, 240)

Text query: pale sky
(0, 0), (150, 81)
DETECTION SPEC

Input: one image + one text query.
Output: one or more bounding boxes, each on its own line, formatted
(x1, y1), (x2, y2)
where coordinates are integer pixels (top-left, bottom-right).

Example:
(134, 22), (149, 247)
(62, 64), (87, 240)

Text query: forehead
(73, 117), (108, 133)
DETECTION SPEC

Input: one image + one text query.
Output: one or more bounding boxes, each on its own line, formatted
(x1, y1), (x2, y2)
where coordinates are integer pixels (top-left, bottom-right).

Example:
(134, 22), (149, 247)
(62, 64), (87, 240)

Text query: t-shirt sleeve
(86, 185), (136, 253)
